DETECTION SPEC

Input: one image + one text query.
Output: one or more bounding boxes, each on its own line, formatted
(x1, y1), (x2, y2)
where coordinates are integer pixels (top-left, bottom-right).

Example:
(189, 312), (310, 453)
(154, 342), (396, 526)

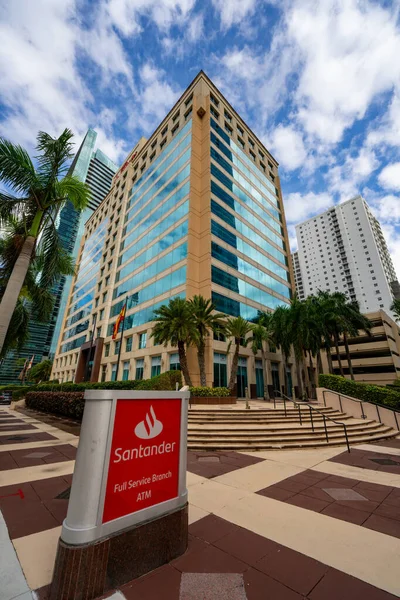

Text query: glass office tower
(52, 72), (294, 395)
(0, 130), (117, 384)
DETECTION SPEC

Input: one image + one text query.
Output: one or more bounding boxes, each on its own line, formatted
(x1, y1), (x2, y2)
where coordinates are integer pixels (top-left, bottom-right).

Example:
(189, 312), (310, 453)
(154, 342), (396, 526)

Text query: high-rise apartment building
(0, 130), (117, 385)
(294, 195), (399, 315)
(52, 72), (294, 396)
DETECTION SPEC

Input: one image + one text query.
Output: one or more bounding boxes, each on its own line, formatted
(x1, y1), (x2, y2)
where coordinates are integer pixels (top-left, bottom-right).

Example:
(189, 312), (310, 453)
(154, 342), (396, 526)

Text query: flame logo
(134, 405), (163, 439)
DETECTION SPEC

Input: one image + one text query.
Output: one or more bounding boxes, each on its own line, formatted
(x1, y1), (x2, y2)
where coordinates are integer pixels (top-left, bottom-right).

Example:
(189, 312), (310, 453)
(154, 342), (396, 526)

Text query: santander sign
(102, 399), (181, 523)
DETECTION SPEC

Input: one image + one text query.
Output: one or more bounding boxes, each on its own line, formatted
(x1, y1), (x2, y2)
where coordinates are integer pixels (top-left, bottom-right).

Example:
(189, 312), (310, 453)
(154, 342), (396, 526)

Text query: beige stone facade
(321, 310), (400, 386)
(51, 71), (296, 395)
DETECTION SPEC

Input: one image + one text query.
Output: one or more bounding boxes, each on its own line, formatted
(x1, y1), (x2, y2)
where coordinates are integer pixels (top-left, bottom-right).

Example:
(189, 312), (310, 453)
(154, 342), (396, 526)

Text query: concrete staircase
(187, 404), (398, 450)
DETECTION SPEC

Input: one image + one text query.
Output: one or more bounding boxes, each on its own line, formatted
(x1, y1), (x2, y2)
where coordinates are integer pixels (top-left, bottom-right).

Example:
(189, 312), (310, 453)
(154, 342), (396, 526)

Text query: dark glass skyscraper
(0, 129), (117, 384)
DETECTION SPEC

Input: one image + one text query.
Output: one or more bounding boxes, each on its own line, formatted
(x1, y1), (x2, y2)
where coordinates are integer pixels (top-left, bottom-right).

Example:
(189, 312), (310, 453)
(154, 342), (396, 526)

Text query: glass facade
(214, 352), (227, 387)
(135, 358), (144, 380)
(237, 357), (248, 397)
(255, 359), (264, 397)
(169, 353), (180, 370)
(151, 355), (161, 377)
(122, 361), (130, 381)
(211, 243), (290, 298)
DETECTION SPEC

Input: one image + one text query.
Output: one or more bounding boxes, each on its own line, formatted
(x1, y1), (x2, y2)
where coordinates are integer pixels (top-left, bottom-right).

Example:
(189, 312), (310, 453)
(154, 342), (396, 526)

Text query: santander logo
(134, 405), (163, 440)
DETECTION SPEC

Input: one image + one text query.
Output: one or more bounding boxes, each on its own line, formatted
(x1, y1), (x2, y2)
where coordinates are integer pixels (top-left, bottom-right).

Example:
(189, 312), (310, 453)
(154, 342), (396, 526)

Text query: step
(187, 429), (397, 450)
(188, 425), (393, 443)
(187, 423), (385, 438)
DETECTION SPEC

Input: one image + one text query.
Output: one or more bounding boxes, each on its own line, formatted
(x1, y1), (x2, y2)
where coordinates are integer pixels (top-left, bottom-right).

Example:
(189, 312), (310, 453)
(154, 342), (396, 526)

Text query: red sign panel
(102, 398), (181, 523)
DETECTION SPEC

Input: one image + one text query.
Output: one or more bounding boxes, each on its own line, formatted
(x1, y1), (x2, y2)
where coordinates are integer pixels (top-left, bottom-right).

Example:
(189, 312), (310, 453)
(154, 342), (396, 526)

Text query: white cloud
(378, 162), (400, 191)
(288, 0), (400, 143)
(369, 194), (400, 224)
(212, 0), (258, 29)
(283, 191), (334, 225)
(268, 125), (307, 171)
(328, 147), (380, 201)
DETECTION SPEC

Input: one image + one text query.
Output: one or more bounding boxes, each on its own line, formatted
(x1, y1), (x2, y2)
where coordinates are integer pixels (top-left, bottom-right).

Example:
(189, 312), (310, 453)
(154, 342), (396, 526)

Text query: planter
(190, 396), (237, 405)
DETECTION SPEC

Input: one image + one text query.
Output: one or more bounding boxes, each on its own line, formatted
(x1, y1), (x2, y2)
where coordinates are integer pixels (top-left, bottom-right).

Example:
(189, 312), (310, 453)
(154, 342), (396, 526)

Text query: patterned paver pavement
(0, 405), (400, 599)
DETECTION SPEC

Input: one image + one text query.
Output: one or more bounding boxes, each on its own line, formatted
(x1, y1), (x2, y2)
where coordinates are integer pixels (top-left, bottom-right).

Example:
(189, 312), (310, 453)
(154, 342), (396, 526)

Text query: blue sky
(0, 0), (400, 272)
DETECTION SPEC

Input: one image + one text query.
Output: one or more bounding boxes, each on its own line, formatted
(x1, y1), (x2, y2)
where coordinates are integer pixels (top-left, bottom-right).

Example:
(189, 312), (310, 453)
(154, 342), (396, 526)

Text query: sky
(0, 0), (400, 274)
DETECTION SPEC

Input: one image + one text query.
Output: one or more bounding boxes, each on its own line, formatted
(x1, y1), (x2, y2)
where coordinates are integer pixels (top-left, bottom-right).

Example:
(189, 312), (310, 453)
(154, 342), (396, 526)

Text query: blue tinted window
(211, 221), (289, 280)
(126, 135), (191, 219)
(211, 243), (290, 298)
(65, 305), (92, 328)
(62, 320), (89, 341)
(61, 334), (87, 354)
(212, 266), (288, 310)
(117, 221), (188, 282)
(211, 201), (286, 264)
(211, 164), (280, 222)
(210, 118), (277, 198)
(122, 177), (189, 253)
(211, 180), (282, 235)
(126, 159), (190, 231)
(110, 266), (186, 318)
(113, 243), (187, 300)
(212, 292), (267, 322)
(129, 120), (191, 199)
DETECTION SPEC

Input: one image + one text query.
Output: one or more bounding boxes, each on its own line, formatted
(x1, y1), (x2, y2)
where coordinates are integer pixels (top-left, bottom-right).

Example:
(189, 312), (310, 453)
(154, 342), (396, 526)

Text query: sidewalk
(0, 405), (400, 599)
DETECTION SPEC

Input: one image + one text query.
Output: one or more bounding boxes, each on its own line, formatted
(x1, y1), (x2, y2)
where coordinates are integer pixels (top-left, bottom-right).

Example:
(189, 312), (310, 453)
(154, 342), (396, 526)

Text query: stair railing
(322, 389), (400, 432)
(274, 390), (351, 453)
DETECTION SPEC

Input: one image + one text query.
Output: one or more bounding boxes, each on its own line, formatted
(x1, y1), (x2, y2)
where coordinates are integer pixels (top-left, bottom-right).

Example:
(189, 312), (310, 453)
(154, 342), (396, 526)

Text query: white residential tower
(294, 195), (399, 314)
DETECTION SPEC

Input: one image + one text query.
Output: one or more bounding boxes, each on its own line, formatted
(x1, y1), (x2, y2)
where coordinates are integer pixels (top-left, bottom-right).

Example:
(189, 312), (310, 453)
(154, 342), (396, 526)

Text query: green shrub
(319, 374), (400, 409)
(189, 386), (231, 397)
(0, 385), (35, 400)
(26, 391), (85, 420)
(25, 371), (183, 420)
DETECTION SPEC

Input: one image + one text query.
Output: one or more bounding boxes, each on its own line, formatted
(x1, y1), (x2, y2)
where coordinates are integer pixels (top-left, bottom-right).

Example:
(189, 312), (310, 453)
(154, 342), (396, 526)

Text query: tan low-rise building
(321, 310), (400, 386)
(51, 71), (297, 397)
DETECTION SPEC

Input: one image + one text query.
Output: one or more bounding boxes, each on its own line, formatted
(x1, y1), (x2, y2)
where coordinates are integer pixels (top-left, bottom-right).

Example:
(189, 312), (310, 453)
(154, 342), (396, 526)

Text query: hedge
(189, 386), (231, 397)
(5, 371), (183, 399)
(25, 371), (183, 420)
(319, 374), (400, 410)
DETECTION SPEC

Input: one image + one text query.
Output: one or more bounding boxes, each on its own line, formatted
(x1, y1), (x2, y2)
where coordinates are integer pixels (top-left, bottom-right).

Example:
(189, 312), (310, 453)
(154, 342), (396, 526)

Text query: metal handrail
(273, 390), (350, 453)
(322, 389), (400, 432)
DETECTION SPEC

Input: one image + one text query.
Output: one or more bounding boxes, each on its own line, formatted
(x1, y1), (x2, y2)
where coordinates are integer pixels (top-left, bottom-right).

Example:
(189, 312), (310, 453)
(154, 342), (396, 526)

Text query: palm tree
(271, 305), (292, 396)
(151, 297), (197, 386)
(250, 312), (275, 400)
(0, 218), (55, 358)
(188, 295), (226, 386)
(390, 299), (400, 323)
(28, 359), (53, 383)
(226, 316), (252, 392)
(339, 300), (371, 380)
(0, 129), (90, 354)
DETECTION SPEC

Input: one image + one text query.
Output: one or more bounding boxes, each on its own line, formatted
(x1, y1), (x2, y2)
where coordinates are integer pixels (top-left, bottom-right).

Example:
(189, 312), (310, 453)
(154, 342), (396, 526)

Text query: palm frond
(35, 221), (76, 289)
(0, 298), (30, 359)
(36, 128), (75, 179)
(0, 138), (38, 194)
(54, 176), (91, 211)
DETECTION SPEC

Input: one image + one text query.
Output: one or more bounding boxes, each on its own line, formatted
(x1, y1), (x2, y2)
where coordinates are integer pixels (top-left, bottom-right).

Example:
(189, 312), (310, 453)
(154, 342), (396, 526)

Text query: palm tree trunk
(177, 340), (192, 387)
(295, 356), (303, 399)
(326, 343), (333, 374)
(333, 332), (344, 377)
(303, 351), (311, 399)
(317, 350), (323, 378)
(261, 348), (270, 400)
(197, 341), (206, 387)
(0, 235), (35, 355)
(343, 332), (354, 380)
(228, 343), (240, 392)
(308, 351), (315, 399)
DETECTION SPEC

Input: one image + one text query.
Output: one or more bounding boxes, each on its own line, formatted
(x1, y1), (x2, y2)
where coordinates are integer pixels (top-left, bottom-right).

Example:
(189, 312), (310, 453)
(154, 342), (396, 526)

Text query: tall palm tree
(0, 129), (90, 354)
(249, 312), (275, 400)
(271, 305), (292, 395)
(339, 300), (371, 380)
(151, 297), (197, 386)
(0, 218), (55, 358)
(226, 316), (252, 392)
(188, 295), (226, 386)
(390, 298), (400, 323)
